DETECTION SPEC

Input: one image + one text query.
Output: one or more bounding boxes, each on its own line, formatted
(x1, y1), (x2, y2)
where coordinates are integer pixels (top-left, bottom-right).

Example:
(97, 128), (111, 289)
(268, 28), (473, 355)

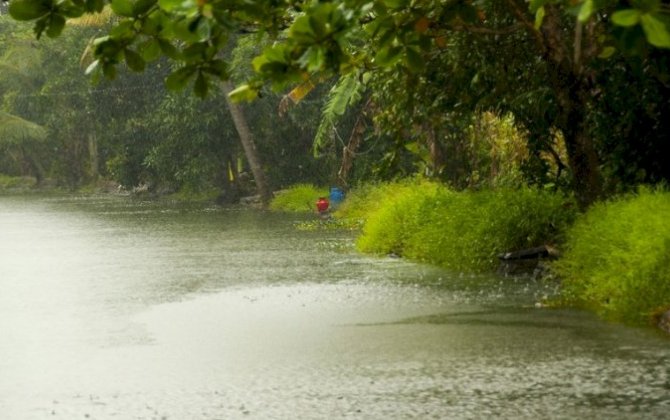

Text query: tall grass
(555, 188), (670, 324)
(354, 180), (445, 256)
(343, 180), (576, 272)
(269, 184), (329, 212)
(334, 178), (427, 224)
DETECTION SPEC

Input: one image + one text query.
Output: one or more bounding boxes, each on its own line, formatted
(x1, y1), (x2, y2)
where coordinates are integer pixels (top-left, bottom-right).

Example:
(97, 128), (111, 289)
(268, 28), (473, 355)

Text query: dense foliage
(0, 17), (335, 194)
(5, 0), (670, 207)
(555, 188), (670, 325)
(337, 179), (576, 272)
(273, 179), (670, 327)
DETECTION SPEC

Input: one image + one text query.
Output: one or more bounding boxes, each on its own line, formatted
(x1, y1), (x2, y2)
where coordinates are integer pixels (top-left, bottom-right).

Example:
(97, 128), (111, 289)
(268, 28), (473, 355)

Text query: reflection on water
(0, 194), (668, 419)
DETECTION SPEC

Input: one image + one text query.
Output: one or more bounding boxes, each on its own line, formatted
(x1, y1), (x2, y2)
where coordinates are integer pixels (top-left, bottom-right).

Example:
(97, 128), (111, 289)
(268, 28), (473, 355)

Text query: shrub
(334, 179), (419, 223)
(407, 188), (575, 271)
(355, 180), (443, 255)
(555, 188), (670, 324)
(352, 179), (576, 272)
(270, 184), (329, 212)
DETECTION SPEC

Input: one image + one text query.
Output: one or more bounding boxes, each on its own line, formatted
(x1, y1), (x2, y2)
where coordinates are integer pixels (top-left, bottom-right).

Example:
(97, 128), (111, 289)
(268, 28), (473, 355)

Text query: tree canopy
(7, 0), (669, 95)
(6, 0), (670, 206)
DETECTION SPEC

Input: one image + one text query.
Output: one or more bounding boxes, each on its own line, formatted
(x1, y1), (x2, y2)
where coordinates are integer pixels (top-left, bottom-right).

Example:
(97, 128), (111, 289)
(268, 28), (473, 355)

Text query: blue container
(329, 187), (345, 207)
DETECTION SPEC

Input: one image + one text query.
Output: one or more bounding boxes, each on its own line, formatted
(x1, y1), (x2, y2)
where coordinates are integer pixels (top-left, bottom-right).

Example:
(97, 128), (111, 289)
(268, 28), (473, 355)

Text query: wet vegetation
(270, 181), (670, 327)
(270, 184), (329, 213)
(350, 181), (575, 273)
(556, 188), (670, 326)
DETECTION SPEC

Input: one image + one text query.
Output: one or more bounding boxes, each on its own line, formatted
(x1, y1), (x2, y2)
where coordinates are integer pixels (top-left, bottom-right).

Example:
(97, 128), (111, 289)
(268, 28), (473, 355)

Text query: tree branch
(504, 0), (546, 53)
(448, 23), (523, 36)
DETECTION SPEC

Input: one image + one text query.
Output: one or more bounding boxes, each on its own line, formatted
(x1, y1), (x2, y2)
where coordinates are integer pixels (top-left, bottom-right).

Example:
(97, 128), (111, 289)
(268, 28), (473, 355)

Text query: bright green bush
(353, 180), (576, 272)
(555, 188), (670, 324)
(412, 188), (575, 271)
(270, 184), (329, 212)
(356, 180), (444, 255)
(334, 179), (419, 223)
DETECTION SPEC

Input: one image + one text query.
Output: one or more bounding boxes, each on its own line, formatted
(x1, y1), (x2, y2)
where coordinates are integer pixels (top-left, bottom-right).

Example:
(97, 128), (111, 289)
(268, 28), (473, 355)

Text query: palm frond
(313, 71), (364, 156)
(0, 112), (47, 146)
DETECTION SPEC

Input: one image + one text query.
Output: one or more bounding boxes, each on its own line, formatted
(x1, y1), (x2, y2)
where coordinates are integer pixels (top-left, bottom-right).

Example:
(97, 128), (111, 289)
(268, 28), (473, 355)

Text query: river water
(0, 194), (668, 419)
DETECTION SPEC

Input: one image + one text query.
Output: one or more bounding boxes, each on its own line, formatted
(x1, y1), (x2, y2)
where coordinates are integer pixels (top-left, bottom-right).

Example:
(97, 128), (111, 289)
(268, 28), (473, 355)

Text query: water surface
(0, 194), (668, 419)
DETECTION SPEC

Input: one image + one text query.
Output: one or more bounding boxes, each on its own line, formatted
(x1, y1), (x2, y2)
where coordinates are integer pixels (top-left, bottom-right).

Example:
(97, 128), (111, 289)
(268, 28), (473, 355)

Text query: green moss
(555, 188), (670, 325)
(270, 184), (329, 212)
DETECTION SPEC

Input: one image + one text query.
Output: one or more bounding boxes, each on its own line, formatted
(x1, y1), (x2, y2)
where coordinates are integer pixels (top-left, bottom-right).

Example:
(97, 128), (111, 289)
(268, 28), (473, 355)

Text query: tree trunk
(20, 145), (44, 185)
(558, 96), (603, 209)
(88, 132), (99, 182)
(222, 81), (273, 207)
(337, 111), (366, 187)
(529, 4), (603, 209)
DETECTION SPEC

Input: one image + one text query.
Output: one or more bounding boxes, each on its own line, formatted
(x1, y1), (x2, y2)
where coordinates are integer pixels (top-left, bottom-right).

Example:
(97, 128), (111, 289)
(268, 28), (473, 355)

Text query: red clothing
(316, 197), (329, 213)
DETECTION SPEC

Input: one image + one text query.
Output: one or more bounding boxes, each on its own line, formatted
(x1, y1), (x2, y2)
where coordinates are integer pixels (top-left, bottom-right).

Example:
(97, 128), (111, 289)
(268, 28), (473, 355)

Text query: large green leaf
(133, 0), (157, 16)
(139, 38), (162, 61)
(640, 13), (670, 48)
(193, 71), (208, 98)
(165, 66), (197, 90)
(374, 45), (402, 67)
(405, 47), (424, 72)
(85, 0), (105, 13)
(611, 9), (642, 27)
(8, 0), (51, 20)
(102, 61), (117, 79)
(157, 39), (181, 59)
(110, 20), (135, 38)
(45, 13), (66, 38)
(290, 15), (317, 43)
(578, 0), (594, 23)
(298, 46), (325, 72)
(110, 0), (135, 17)
(124, 48), (146, 71)
(158, 0), (190, 12)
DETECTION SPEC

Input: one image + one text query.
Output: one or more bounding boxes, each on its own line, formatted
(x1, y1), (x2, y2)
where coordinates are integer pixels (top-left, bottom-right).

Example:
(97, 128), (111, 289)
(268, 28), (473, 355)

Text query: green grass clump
(355, 180), (444, 255)
(354, 180), (576, 272)
(270, 184), (329, 212)
(0, 174), (37, 190)
(555, 188), (670, 325)
(334, 178), (425, 224)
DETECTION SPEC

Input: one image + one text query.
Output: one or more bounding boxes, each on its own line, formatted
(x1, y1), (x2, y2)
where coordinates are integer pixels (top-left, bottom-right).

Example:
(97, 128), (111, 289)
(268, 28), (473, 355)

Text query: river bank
(271, 180), (670, 334)
(4, 177), (669, 333)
